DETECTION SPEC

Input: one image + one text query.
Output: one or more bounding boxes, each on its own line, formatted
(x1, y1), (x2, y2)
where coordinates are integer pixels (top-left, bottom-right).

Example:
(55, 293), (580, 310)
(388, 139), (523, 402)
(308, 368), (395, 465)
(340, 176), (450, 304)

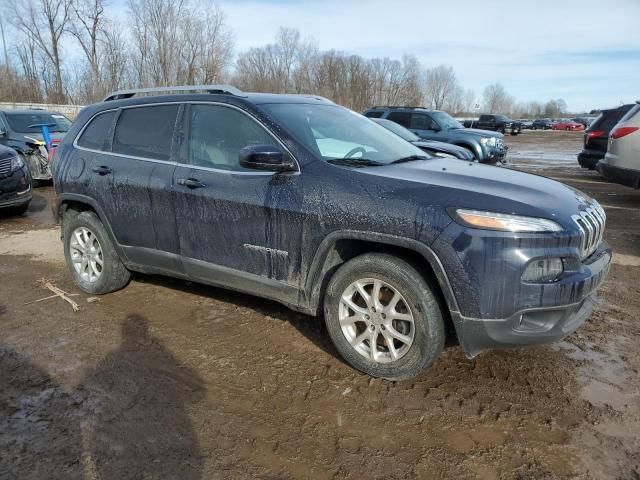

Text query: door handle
(92, 165), (112, 175)
(177, 178), (206, 189)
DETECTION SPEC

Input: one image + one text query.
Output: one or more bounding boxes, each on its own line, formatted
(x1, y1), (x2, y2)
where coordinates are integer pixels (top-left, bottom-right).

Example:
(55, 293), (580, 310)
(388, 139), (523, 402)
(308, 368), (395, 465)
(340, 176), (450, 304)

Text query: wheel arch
(57, 193), (127, 261)
(304, 231), (460, 337)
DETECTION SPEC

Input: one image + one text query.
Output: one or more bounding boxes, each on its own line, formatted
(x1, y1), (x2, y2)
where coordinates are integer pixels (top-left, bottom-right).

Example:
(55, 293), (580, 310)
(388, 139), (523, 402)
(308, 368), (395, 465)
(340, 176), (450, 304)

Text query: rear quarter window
(112, 104), (179, 161)
(77, 111), (117, 151)
(364, 111), (384, 118)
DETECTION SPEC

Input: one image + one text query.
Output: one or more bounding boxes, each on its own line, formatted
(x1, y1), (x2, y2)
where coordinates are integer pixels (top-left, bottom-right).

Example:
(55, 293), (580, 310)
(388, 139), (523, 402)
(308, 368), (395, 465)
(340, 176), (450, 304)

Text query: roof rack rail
(291, 93), (334, 103)
(371, 105), (426, 110)
(103, 84), (245, 102)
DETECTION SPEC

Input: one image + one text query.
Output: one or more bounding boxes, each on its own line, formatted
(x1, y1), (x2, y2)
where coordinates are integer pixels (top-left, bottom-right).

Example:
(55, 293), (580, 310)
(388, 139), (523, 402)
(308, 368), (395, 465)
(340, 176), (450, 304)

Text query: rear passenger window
(77, 111), (116, 151)
(386, 112), (411, 127)
(112, 105), (179, 161)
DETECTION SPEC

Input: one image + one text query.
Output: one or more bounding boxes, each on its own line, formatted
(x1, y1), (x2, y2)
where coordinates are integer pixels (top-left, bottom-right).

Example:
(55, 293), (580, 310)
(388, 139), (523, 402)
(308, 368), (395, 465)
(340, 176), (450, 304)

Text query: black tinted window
(113, 105), (179, 160)
(364, 111), (384, 118)
(387, 112), (411, 127)
(410, 114), (436, 130)
(77, 111), (116, 151)
(189, 105), (278, 171)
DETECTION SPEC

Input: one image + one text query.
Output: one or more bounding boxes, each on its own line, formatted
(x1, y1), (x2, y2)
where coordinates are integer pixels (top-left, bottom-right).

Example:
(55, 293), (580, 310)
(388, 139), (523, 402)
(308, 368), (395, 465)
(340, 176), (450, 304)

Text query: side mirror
(239, 145), (294, 172)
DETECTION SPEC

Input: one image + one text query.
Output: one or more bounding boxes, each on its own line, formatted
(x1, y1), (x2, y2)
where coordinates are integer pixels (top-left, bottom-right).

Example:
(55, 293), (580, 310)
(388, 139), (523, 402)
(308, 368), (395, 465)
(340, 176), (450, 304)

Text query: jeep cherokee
(52, 85), (611, 380)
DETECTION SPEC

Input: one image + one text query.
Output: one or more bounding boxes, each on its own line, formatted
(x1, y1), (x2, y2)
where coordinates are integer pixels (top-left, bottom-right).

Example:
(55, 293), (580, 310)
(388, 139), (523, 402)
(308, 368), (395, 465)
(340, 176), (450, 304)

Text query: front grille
(0, 157), (11, 177)
(572, 202), (606, 259)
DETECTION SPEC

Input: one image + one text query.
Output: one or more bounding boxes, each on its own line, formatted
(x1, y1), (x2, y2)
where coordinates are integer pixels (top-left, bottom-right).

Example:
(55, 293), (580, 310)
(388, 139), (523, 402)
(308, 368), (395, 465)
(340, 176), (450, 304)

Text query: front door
(172, 103), (302, 287)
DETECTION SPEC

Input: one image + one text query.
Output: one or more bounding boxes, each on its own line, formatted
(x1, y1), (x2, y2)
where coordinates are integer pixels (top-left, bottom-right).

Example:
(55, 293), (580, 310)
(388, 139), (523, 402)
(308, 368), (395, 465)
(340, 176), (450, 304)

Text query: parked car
(53, 85), (611, 380)
(0, 144), (32, 215)
(571, 117), (590, 128)
(467, 114), (522, 135)
(370, 118), (474, 160)
(518, 119), (533, 129)
(597, 102), (640, 189)
(552, 120), (585, 131)
(532, 119), (553, 130)
(0, 109), (71, 184)
(363, 106), (507, 163)
(578, 104), (635, 170)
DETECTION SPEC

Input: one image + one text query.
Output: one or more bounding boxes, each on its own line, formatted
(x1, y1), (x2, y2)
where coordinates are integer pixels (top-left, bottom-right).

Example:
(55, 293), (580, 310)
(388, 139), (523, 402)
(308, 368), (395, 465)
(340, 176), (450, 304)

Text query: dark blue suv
(53, 85), (612, 379)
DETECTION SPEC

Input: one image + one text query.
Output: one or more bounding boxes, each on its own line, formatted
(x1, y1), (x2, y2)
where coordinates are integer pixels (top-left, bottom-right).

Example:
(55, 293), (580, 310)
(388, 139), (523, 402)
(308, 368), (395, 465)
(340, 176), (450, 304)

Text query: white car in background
(598, 101), (640, 189)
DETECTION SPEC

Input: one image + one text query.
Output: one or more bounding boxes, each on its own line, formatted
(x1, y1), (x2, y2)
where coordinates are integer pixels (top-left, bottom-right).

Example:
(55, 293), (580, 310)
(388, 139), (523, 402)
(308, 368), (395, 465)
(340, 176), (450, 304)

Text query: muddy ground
(1, 130), (638, 479)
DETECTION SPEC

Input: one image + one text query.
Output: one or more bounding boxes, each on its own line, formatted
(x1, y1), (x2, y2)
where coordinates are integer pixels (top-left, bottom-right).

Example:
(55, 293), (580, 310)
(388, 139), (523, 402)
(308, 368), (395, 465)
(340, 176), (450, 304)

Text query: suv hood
(362, 158), (592, 226)
(452, 128), (502, 138)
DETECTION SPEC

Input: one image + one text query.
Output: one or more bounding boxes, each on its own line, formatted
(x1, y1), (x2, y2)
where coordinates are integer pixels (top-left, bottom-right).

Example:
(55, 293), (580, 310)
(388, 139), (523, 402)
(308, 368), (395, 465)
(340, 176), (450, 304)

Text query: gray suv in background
(363, 106), (507, 163)
(597, 102), (640, 189)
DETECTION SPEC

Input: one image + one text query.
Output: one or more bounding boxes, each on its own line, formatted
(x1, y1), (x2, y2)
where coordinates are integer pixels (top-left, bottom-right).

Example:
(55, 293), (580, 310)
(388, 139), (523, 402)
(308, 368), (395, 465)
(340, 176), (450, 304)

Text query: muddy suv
(53, 85), (612, 380)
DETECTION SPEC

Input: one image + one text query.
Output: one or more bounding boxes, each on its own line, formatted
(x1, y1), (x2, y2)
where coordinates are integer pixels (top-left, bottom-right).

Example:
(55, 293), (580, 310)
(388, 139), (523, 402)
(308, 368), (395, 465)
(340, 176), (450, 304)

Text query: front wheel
(63, 211), (131, 294)
(324, 253), (445, 380)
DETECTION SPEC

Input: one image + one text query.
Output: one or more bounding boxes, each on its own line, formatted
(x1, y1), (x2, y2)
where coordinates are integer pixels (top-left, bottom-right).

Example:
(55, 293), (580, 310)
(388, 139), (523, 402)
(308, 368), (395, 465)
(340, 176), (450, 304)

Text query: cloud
(216, 0), (640, 111)
(103, 0), (639, 111)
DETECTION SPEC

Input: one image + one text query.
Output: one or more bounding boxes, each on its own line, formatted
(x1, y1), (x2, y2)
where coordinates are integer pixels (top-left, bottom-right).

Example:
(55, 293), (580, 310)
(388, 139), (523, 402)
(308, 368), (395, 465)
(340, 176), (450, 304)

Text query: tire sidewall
(63, 211), (129, 294)
(324, 254), (444, 380)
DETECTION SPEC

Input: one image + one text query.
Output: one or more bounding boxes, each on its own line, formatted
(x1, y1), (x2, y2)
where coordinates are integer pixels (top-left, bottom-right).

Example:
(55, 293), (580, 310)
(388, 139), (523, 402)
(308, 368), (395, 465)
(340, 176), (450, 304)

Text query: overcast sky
(111, 0), (639, 112)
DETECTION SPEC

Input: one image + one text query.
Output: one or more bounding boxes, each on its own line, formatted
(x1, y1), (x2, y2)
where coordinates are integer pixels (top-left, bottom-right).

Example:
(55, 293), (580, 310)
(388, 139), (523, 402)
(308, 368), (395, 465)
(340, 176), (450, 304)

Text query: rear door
(172, 103), (303, 285)
(77, 104), (182, 270)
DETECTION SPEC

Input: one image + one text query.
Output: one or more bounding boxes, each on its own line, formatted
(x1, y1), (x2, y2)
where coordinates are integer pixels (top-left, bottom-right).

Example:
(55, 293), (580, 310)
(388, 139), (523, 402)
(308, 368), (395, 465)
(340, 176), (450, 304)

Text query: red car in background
(553, 120), (585, 131)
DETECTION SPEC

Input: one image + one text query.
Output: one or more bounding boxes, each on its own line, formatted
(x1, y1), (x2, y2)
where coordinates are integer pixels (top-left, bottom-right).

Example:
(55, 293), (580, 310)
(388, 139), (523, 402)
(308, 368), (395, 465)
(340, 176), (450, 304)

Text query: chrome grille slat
(572, 201), (606, 260)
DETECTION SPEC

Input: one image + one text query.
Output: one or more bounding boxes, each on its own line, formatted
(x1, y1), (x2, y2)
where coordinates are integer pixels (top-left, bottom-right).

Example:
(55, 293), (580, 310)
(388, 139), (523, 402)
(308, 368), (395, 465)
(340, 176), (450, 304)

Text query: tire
(461, 146), (477, 162)
(324, 253), (445, 380)
(12, 203), (30, 216)
(63, 210), (131, 294)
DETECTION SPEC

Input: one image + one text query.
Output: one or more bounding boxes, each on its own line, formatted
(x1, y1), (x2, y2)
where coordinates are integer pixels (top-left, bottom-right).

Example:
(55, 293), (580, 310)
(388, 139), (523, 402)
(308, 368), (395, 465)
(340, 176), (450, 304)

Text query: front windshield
(5, 112), (72, 133)
(261, 103), (426, 164)
(430, 111), (463, 130)
(372, 118), (420, 142)
(496, 115), (511, 122)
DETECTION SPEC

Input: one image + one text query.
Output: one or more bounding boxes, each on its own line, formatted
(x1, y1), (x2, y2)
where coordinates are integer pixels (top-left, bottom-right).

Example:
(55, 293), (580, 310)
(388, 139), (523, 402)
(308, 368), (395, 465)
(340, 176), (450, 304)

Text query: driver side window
(188, 104), (279, 171)
(410, 114), (436, 131)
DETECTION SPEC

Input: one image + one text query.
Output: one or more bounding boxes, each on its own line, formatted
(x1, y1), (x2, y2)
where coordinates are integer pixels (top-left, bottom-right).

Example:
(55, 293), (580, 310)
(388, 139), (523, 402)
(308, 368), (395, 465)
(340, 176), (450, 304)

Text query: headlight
(522, 258), (564, 283)
(10, 155), (24, 171)
(454, 209), (563, 232)
(480, 137), (496, 147)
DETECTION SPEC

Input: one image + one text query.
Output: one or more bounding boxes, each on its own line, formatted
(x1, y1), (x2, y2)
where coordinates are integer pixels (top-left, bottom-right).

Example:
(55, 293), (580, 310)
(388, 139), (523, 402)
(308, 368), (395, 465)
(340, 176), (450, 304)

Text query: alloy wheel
(338, 278), (415, 363)
(69, 226), (103, 283)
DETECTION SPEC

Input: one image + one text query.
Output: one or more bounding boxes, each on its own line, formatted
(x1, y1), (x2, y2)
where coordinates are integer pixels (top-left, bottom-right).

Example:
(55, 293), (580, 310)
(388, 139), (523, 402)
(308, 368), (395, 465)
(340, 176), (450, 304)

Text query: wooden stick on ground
(24, 293), (80, 306)
(37, 279), (80, 312)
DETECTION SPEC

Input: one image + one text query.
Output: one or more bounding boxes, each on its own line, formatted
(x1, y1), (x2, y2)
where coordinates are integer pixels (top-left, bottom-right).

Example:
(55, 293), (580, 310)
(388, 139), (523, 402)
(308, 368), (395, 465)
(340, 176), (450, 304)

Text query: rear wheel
(63, 211), (130, 294)
(324, 253), (445, 380)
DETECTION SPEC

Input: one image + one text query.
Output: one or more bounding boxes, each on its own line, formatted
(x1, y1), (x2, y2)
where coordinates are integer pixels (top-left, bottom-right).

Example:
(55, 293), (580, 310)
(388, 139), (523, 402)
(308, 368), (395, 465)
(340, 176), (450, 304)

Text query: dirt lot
(1, 131), (639, 479)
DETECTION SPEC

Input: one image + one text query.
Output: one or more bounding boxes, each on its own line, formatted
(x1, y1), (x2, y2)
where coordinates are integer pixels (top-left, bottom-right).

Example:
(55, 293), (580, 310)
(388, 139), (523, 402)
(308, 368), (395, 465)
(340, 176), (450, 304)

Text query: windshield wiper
(389, 155), (430, 164)
(327, 158), (385, 167)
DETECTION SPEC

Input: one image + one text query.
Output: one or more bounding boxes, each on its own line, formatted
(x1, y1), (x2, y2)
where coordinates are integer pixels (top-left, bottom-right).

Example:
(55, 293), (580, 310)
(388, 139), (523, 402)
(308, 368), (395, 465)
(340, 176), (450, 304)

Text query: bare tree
(482, 83), (514, 114)
(10, 0), (71, 102)
(68, 0), (106, 99)
(423, 65), (458, 110)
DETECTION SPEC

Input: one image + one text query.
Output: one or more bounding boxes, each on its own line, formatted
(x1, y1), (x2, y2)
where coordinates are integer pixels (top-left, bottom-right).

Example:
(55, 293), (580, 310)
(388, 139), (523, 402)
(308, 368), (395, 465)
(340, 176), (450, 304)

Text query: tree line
(0, 0), (571, 117)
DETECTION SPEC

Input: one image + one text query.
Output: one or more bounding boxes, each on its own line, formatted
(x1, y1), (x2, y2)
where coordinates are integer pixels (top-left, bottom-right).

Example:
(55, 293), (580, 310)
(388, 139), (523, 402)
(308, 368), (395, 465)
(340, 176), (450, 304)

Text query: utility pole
(0, 14), (9, 68)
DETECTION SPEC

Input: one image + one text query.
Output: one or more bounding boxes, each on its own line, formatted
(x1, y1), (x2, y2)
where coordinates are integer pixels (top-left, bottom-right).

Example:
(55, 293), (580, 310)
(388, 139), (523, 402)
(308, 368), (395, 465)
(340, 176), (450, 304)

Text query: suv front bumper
(451, 244), (611, 358)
